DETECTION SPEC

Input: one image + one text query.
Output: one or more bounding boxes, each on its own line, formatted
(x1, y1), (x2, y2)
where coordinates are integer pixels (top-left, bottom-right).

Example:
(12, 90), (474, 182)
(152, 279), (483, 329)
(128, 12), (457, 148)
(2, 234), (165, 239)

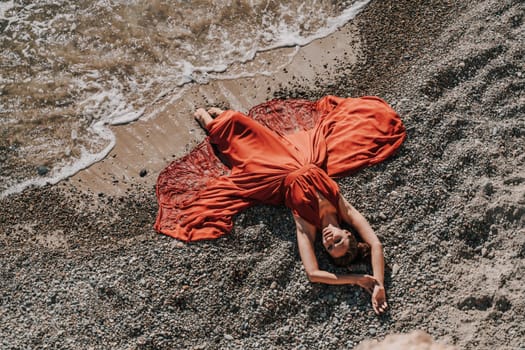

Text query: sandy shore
(1, 0), (524, 349)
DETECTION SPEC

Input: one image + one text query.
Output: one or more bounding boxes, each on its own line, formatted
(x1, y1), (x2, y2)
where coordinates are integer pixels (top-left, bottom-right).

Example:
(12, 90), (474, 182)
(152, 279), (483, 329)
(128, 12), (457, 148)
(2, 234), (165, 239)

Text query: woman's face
(322, 225), (351, 258)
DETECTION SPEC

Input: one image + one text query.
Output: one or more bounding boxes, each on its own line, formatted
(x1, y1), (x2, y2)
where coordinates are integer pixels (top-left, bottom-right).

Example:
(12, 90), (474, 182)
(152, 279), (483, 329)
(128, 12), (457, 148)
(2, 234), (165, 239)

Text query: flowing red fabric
(155, 95), (406, 241)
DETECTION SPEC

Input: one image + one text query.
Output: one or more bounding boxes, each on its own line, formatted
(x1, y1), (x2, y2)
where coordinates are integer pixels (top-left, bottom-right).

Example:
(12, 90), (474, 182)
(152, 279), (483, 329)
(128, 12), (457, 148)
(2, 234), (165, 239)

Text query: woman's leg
(208, 107), (224, 117)
(194, 108), (214, 130)
(194, 107), (224, 130)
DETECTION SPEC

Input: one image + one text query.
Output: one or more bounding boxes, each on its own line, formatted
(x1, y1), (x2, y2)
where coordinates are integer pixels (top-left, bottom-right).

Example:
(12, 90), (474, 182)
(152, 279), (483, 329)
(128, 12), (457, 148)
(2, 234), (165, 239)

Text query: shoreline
(1, 1), (524, 349)
(70, 22), (362, 196)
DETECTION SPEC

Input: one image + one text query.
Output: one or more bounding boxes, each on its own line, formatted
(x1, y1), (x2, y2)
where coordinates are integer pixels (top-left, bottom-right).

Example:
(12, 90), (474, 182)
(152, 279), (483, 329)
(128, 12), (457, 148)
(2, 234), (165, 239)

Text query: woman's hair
(329, 235), (371, 267)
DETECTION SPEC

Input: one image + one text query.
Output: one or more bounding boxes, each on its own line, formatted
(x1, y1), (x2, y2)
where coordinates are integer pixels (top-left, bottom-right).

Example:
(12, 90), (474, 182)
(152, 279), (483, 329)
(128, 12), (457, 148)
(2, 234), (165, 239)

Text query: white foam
(0, 0), (14, 19)
(205, 46), (300, 82)
(183, 0), (370, 80)
(262, 0), (371, 51)
(1, 139), (115, 198)
(0, 78), (143, 198)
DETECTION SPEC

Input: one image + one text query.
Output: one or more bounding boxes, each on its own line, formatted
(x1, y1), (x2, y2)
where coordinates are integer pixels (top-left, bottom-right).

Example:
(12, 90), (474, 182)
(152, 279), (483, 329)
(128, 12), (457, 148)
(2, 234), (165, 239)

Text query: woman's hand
(371, 284), (388, 315)
(358, 275), (388, 315)
(357, 274), (377, 294)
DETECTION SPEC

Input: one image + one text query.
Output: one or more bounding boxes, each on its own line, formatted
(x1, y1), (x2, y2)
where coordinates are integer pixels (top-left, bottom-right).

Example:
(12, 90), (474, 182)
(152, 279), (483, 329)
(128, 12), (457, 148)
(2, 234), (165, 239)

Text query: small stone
(270, 281), (278, 289)
(481, 247), (488, 257)
(136, 336), (147, 346)
(224, 334), (233, 341)
(379, 212), (387, 220)
(392, 263), (400, 276)
(37, 165), (49, 176)
(139, 169), (148, 177)
(494, 295), (511, 312)
(482, 181), (494, 196)
(369, 327), (377, 336)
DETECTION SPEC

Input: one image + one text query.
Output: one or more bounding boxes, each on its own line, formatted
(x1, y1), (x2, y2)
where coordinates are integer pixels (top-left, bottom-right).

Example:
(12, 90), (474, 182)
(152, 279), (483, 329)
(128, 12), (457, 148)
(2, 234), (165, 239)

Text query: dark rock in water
(37, 165), (49, 176)
(139, 169), (148, 177)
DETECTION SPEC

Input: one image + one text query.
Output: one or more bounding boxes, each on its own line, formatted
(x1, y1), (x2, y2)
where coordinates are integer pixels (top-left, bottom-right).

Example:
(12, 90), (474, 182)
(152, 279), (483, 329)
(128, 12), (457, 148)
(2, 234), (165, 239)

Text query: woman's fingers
(371, 284), (388, 315)
(372, 302), (379, 315)
(382, 302), (388, 312)
(372, 300), (387, 315)
(322, 232), (333, 245)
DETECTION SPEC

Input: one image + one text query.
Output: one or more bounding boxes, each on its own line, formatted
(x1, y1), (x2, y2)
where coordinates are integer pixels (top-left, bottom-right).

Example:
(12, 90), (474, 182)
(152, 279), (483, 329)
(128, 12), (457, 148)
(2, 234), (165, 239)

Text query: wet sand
(1, 0), (524, 349)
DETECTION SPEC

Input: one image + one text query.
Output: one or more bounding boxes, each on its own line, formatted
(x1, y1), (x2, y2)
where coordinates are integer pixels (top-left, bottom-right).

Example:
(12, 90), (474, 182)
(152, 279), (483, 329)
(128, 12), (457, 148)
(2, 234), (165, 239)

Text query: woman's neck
(317, 190), (339, 229)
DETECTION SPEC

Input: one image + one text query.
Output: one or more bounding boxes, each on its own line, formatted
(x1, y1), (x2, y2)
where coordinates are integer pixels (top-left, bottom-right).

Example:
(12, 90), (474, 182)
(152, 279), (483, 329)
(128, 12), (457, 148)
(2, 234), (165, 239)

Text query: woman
(155, 96), (405, 315)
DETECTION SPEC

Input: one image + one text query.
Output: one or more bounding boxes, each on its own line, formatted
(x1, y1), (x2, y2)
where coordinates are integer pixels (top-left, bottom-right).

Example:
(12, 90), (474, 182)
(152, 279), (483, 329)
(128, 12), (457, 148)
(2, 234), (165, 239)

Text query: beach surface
(1, 0), (524, 349)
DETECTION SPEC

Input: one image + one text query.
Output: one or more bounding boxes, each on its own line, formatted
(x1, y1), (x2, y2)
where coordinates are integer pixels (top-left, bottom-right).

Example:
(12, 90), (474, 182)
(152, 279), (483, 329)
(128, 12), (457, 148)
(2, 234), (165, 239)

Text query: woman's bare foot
(208, 107), (224, 117)
(194, 108), (213, 130)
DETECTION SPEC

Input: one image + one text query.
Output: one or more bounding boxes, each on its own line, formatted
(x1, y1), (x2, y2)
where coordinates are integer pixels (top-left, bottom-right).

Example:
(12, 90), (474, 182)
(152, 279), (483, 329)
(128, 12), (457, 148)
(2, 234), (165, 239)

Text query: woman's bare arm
(338, 195), (388, 314)
(294, 214), (376, 292)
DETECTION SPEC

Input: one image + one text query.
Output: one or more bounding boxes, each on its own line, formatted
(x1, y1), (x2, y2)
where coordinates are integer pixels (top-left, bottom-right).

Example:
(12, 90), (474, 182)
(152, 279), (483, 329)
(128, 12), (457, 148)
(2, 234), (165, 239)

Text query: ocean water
(0, 0), (370, 197)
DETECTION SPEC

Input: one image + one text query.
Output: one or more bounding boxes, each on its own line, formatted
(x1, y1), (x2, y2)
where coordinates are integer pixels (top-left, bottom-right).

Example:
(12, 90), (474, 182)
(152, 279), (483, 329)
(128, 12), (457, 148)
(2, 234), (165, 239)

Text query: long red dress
(155, 95), (406, 241)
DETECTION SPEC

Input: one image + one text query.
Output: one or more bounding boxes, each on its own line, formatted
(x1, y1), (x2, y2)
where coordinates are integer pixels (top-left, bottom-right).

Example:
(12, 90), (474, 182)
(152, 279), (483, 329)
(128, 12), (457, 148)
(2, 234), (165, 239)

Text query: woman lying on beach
(155, 96), (406, 315)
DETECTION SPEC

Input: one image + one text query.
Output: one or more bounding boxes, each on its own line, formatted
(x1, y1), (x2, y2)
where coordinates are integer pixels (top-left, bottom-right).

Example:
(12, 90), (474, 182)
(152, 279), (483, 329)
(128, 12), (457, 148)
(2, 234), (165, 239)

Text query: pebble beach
(1, 0), (524, 349)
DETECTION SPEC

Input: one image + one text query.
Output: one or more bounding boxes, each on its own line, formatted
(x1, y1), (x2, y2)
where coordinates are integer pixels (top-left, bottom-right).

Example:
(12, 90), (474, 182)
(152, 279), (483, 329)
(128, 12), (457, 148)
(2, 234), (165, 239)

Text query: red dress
(155, 95), (406, 241)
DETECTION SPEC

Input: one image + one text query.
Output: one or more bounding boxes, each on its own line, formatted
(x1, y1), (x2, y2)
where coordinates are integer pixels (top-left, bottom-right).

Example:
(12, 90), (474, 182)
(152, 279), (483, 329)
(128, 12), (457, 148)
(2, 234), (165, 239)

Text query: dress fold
(154, 96), (406, 241)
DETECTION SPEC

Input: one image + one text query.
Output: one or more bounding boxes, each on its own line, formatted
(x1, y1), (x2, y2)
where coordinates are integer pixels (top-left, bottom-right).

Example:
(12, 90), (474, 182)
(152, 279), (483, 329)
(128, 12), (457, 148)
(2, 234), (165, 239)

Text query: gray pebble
(37, 165), (49, 176)
(392, 263), (400, 276)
